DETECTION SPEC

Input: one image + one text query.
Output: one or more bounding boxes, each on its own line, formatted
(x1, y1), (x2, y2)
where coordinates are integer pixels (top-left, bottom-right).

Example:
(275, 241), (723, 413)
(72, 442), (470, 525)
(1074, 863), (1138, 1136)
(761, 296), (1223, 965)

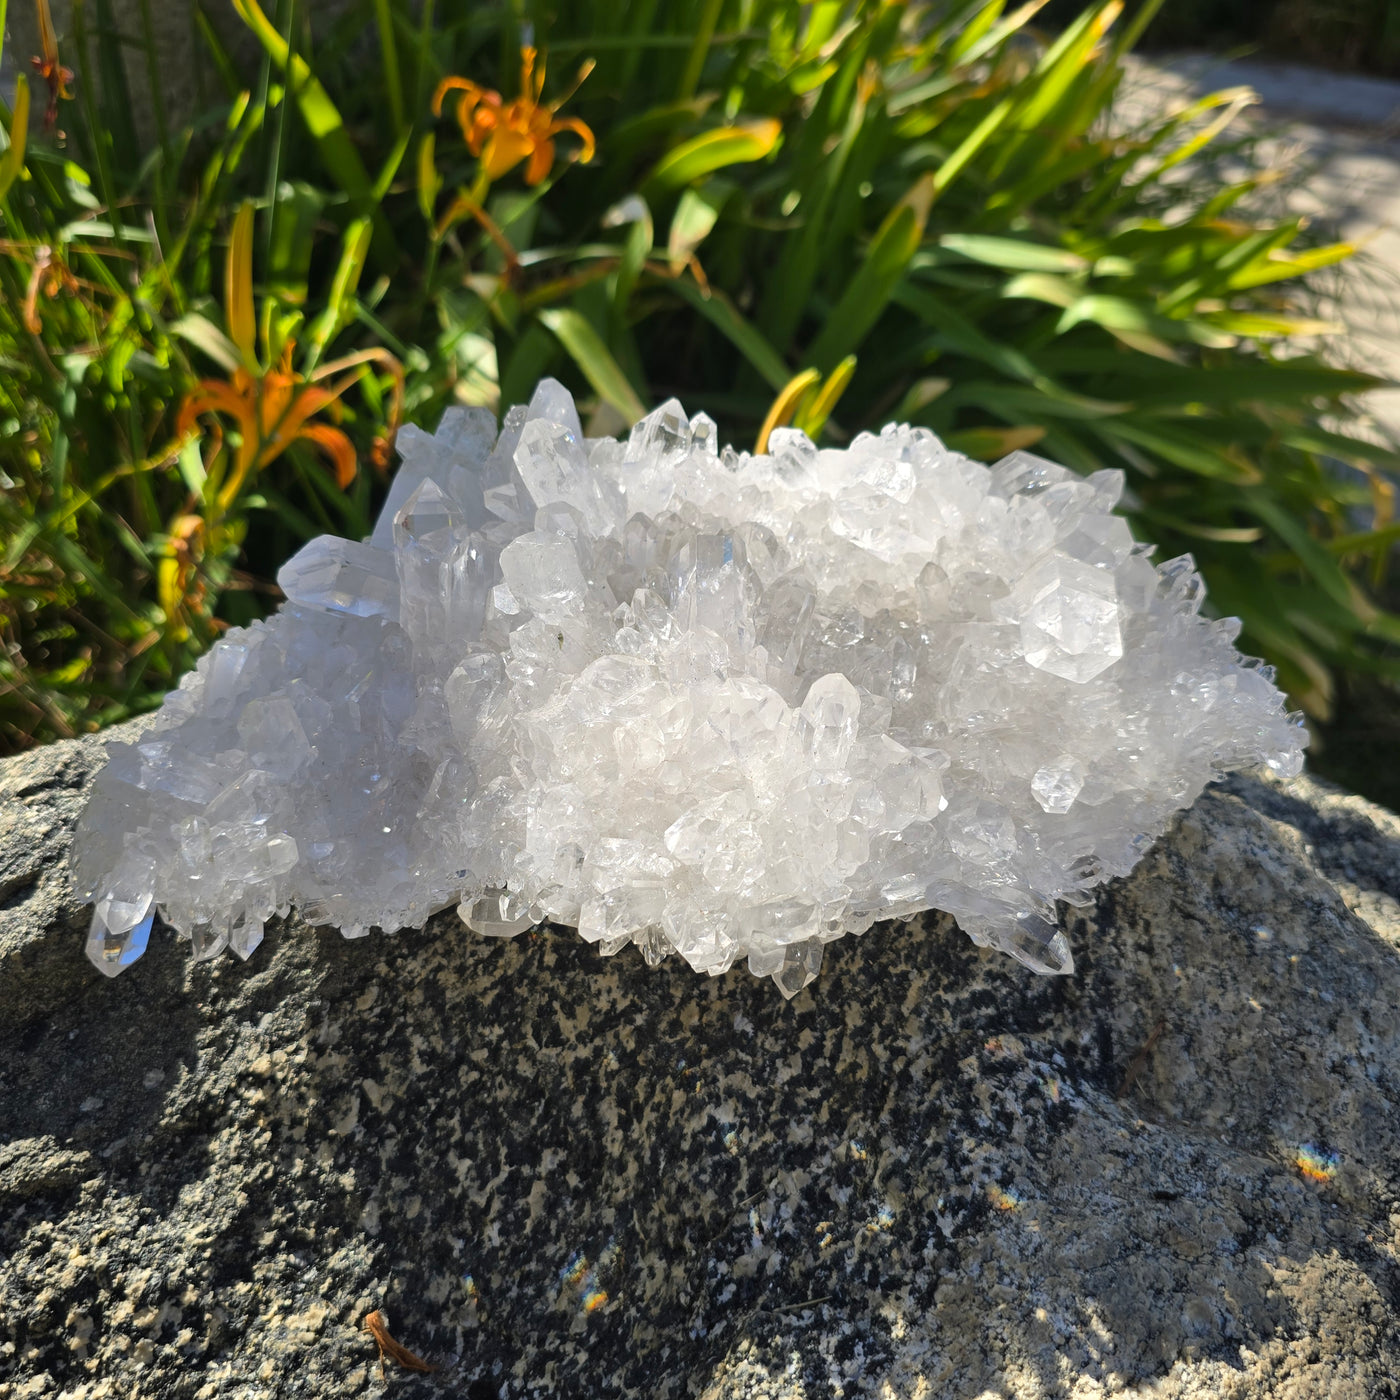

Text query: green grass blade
(231, 0), (397, 259)
(668, 279), (791, 391)
(759, 67), (876, 350)
(931, 96), (1014, 195)
(937, 234), (1087, 273)
(603, 97), (715, 173)
(1111, 0), (1168, 57)
(1226, 242), (1357, 291)
(267, 181), (324, 305)
(949, 380), (1124, 419)
(194, 8), (242, 99)
(667, 182), (725, 272)
(1058, 295), (1238, 348)
(987, 3), (1118, 180)
(602, 195), (654, 347)
(372, 127), (412, 202)
(1203, 311), (1341, 338)
(1279, 426), (1400, 473)
(305, 216), (373, 366)
(92, 0), (140, 182)
(371, 0), (405, 134)
(795, 355), (857, 440)
(954, 0), (1050, 67)
(618, 0), (663, 92)
(70, 0), (123, 234)
(136, 0), (170, 155)
(411, 0), (436, 121)
(170, 314), (242, 373)
(499, 322), (558, 417)
(643, 120), (782, 194)
(946, 424), (1048, 458)
(1135, 508), (1264, 544)
(678, 0), (724, 99)
(1246, 493), (1366, 614)
(537, 307), (647, 423)
(947, 0), (1007, 63)
(806, 176), (932, 372)
(0, 75), (28, 202)
(893, 281), (1045, 386)
(1081, 361), (1382, 405)
(1094, 419), (1257, 481)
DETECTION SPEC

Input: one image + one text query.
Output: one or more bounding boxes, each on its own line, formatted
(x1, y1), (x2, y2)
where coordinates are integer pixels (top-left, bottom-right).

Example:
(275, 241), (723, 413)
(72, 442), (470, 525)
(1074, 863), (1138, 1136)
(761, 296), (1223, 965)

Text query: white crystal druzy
(72, 381), (1305, 995)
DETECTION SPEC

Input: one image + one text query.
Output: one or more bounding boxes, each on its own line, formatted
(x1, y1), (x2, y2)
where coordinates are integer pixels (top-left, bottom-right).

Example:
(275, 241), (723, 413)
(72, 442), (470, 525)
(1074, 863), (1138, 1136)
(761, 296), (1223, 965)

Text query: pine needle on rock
(364, 1309), (436, 1379)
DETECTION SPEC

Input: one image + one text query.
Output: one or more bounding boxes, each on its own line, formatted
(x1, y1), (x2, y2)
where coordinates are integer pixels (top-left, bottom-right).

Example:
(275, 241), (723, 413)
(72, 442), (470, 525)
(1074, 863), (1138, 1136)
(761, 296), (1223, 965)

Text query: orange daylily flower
(177, 204), (403, 513)
(434, 46), (596, 187)
(178, 344), (405, 509)
(179, 347), (357, 502)
(20, 243), (80, 333)
(31, 0), (74, 130)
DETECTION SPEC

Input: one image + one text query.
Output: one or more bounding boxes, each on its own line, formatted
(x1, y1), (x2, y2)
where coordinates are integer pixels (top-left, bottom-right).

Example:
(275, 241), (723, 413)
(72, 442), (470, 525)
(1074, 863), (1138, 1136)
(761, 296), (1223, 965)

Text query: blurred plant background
(1127, 0), (1400, 79)
(2, 0), (1399, 801)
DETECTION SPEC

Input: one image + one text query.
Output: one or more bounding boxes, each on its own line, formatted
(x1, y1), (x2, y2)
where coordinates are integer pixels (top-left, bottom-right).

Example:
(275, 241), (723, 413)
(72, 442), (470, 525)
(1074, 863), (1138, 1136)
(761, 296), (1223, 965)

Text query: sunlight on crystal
(71, 380), (1307, 995)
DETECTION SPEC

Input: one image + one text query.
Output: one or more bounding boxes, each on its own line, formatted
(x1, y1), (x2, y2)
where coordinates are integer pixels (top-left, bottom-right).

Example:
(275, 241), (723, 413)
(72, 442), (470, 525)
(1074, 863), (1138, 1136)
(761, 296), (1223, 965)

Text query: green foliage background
(1, 0), (1398, 782)
(1128, 0), (1400, 78)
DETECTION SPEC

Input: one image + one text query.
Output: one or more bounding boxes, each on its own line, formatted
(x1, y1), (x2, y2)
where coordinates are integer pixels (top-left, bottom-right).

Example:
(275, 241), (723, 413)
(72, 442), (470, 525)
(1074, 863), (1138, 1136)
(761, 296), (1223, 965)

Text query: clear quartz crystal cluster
(72, 380), (1306, 995)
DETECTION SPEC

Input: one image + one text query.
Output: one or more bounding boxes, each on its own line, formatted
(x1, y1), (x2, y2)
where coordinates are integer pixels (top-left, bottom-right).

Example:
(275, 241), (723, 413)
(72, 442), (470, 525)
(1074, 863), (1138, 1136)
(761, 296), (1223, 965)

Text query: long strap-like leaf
(231, 0), (399, 264)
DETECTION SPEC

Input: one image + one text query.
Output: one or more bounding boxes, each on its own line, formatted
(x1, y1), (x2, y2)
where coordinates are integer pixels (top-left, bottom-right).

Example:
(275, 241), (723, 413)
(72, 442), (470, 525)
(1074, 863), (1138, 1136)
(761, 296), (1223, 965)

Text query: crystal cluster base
(72, 381), (1306, 995)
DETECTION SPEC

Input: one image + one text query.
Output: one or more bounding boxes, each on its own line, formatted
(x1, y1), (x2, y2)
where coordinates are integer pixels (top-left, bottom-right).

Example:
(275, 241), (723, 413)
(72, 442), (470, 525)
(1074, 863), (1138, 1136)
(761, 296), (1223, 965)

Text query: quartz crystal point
(72, 381), (1307, 995)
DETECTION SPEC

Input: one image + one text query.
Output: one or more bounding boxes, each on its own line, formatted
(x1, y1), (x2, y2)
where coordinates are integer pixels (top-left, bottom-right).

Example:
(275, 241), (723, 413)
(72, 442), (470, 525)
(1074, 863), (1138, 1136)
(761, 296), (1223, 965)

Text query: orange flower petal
(521, 46), (543, 104)
(257, 387), (340, 468)
(298, 422), (360, 489)
(466, 104), (500, 156)
(482, 127), (536, 180)
(548, 115), (595, 165)
(525, 139), (554, 186)
(178, 380), (254, 439)
(23, 262), (46, 335)
(433, 75), (488, 117)
(37, 0), (59, 66)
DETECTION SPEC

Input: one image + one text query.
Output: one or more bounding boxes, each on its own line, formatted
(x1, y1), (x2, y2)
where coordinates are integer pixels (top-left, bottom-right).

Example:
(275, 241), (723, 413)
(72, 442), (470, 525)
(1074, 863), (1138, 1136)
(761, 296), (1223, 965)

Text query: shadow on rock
(3, 738), (1400, 1399)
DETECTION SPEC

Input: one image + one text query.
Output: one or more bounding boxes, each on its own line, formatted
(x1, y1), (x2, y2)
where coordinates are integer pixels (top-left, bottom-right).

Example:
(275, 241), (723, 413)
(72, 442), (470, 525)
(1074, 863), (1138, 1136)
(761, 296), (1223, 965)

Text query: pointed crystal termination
(371, 406), (498, 549)
(395, 478), (492, 650)
(94, 882), (153, 937)
(396, 477), (463, 548)
(772, 937), (825, 999)
(72, 377), (1307, 991)
(1009, 555), (1122, 683)
(997, 916), (1075, 977)
(459, 890), (536, 938)
(230, 915), (265, 961)
(1031, 755), (1086, 815)
(189, 922), (230, 962)
(86, 907), (153, 977)
(277, 536), (400, 621)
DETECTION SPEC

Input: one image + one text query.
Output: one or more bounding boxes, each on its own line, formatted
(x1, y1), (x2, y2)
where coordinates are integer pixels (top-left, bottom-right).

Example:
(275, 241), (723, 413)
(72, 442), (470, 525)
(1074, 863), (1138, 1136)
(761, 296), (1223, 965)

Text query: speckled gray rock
(2, 724), (1400, 1399)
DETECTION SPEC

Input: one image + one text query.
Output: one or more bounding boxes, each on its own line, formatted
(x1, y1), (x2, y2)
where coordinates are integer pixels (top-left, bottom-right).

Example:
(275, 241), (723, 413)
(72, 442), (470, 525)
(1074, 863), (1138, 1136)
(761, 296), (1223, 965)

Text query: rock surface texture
(4, 728), (1400, 1398)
